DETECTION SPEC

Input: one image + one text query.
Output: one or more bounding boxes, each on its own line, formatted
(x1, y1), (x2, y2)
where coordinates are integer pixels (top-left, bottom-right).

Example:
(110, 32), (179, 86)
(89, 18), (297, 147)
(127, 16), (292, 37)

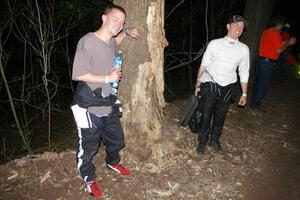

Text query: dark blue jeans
(273, 53), (286, 77)
(250, 57), (275, 109)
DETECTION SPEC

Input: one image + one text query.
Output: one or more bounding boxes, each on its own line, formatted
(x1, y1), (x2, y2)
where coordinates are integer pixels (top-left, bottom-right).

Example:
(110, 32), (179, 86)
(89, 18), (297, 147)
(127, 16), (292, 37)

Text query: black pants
(198, 82), (232, 144)
(74, 107), (125, 183)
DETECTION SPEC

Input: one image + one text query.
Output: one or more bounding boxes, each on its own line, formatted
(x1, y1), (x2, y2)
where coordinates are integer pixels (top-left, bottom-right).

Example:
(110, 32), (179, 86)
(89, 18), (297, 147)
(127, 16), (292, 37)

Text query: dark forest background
(0, 0), (298, 163)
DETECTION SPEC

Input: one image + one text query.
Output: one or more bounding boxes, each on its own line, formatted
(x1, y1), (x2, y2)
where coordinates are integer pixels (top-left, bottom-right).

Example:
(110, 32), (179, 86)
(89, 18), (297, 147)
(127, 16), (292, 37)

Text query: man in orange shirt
(250, 16), (296, 110)
(274, 23), (292, 76)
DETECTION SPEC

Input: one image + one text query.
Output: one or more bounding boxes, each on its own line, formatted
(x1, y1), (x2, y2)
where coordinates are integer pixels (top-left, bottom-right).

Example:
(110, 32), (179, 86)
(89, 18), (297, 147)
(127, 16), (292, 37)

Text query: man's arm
(74, 69), (121, 84)
(238, 82), (248, 106)
(115, 27), (140, 45)
(194, 41), (214, 95)
(195, 65), (206, 86)
(278, 37), (297, 54)
(194, 65), (206, 96)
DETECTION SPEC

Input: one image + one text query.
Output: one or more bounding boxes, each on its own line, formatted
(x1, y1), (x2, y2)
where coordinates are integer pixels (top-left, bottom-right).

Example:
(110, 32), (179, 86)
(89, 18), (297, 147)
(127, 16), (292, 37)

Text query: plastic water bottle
(111, 50), (123, 94)
(111, 50), (123, 117)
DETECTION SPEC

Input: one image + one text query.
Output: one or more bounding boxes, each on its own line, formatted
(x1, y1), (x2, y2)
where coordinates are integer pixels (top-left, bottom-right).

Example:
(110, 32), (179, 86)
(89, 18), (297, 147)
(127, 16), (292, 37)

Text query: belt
(259, 56), (276, 62)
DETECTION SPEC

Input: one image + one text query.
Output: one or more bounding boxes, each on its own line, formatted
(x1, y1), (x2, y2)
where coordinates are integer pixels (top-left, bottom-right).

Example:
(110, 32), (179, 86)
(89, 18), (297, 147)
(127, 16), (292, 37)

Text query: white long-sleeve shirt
(199, 36), (250, 86)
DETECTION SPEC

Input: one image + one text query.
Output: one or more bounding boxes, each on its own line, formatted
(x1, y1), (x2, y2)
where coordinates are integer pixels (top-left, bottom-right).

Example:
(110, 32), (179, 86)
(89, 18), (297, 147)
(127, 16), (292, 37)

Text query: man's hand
(116, 27), (140, 45)
(238, 96), (247, 106)
(107, 68), (122, 82)
(288, 37), (297, 46)
(194, 87), (201, 96)
(127, 27), (140, 39)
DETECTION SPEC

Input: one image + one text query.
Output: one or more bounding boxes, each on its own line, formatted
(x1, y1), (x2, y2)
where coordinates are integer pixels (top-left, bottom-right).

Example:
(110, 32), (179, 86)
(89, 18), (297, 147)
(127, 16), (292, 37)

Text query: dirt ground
(0, 77), (299, 200)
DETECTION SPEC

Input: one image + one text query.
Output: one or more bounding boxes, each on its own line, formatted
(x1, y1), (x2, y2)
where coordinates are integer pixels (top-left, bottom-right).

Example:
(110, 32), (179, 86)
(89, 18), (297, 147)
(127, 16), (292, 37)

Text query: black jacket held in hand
(71, 81), (117, 108)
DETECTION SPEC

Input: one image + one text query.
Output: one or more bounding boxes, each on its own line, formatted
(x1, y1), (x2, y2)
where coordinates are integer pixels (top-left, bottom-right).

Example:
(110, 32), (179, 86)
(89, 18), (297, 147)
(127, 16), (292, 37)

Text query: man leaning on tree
(70, 4), (140, 199)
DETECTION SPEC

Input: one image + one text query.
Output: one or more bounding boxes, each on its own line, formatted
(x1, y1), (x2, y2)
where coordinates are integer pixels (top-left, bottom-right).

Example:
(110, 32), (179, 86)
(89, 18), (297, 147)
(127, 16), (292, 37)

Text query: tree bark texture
(114, 0), (167, 141)
(242, 0), (276, 75)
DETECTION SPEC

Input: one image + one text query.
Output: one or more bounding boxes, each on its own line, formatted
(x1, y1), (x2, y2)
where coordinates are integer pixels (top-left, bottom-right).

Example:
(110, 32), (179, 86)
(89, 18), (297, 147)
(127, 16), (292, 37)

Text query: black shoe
(208, 140), (222, 152)
(196, 143), (207, 155)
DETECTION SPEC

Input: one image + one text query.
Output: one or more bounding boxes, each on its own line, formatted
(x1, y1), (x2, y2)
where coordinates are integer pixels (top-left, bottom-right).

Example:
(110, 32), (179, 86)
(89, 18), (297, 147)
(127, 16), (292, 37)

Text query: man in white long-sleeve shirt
(194, 15), (250, 154)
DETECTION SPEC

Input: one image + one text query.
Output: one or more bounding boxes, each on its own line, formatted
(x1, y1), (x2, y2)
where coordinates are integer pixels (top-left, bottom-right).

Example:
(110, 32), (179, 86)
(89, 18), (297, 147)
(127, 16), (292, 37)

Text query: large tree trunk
(114, 0), (167, 143)
(242, 0), (276, 75)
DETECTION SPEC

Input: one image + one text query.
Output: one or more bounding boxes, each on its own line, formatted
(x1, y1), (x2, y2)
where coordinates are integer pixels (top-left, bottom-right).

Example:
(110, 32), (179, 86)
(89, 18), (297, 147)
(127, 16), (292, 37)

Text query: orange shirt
(259, 27), (282, 60)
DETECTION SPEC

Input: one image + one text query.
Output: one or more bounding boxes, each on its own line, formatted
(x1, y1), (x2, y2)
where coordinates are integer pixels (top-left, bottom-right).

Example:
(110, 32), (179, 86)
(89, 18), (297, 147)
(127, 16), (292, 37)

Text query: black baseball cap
(228, 15), (245, 24)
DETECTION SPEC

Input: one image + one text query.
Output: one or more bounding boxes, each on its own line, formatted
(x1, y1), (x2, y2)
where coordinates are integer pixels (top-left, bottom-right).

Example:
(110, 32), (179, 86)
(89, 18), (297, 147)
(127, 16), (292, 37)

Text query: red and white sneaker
(106, 164), (132, 176)
(85, 178), (103, 199)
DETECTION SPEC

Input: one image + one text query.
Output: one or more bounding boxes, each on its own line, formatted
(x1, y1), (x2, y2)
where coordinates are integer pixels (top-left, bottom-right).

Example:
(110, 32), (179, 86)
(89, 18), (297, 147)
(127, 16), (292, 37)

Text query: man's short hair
(227, 15), (245, 24)
(104, 4), (127, 18)
(269, 15), (285, 27)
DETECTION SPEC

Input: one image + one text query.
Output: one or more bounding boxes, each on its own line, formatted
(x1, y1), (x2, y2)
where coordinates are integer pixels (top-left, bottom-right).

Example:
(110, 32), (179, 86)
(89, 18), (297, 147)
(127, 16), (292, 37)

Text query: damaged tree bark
(115, 0), (167, 141)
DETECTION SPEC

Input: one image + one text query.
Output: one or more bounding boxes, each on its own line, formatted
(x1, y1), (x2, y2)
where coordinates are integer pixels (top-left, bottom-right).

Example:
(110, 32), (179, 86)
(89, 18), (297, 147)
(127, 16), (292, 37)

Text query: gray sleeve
(72, 39), (91, 80)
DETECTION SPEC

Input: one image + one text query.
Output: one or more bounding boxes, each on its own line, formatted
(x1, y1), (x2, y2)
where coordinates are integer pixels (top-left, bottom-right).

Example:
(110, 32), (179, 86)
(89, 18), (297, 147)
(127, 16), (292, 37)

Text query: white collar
(225, 36), (238, 45)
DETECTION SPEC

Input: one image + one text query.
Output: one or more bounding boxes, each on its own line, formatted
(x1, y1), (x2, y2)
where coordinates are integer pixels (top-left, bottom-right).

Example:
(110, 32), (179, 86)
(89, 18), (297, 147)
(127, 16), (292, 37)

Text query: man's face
(276, 23), (283, 32)
(227, 22), (245, 39)
(103, 8), (126, 36)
